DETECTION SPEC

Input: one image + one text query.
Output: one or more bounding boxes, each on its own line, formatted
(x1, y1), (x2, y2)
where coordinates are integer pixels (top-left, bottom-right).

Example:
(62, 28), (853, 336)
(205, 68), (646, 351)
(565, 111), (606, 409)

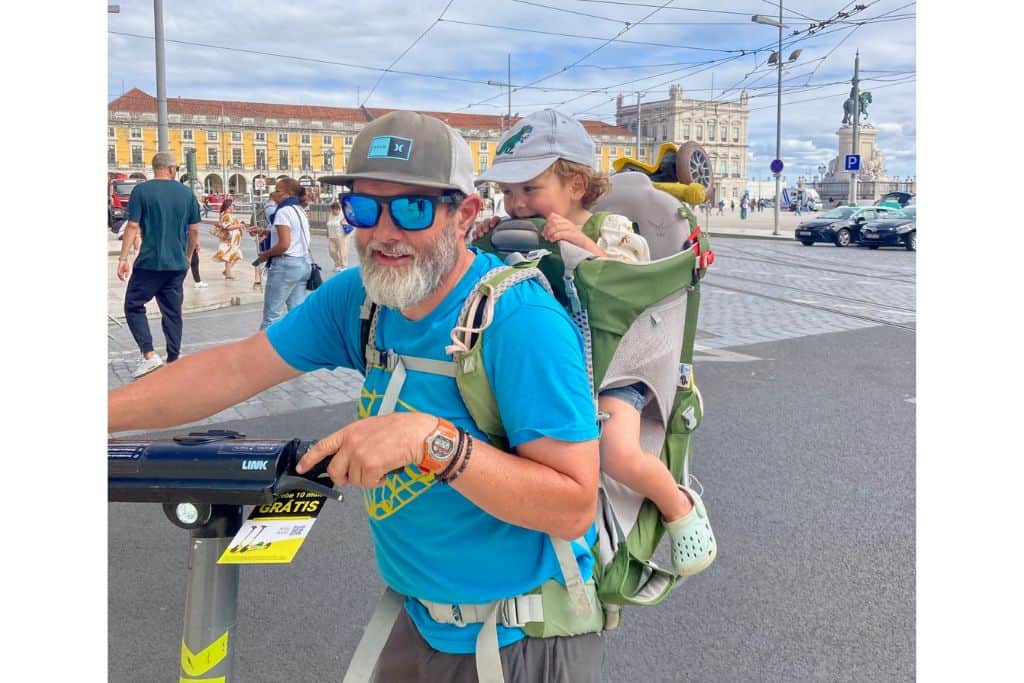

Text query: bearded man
(108, 111), (603, 682)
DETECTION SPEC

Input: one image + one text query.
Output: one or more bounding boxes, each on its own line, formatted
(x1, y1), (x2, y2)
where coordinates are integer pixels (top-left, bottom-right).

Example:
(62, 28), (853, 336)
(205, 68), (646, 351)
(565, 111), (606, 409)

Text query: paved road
(108, 237), (915, 681)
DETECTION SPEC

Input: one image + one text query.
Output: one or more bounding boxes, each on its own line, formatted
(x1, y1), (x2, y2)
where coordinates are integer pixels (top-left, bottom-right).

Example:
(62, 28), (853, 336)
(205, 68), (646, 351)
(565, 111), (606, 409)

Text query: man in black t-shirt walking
(116, 152), (201, 379)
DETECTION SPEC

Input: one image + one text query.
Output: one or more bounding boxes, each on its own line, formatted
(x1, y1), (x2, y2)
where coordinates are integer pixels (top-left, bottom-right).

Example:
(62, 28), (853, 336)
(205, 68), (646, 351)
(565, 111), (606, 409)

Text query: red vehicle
(203, 192), (230, 213)
(108, 174), (141, 229)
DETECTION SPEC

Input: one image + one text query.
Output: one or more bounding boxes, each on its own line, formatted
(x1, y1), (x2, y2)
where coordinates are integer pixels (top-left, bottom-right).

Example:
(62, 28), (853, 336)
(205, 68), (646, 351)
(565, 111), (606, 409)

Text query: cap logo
(496, 125), (533, 156)
(367, 136), (413, 161)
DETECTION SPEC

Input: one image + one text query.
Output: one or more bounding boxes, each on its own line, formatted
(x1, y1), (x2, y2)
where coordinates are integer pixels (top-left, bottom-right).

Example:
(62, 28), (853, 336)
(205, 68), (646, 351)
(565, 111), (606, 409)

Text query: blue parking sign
(844, 154), (861, 171)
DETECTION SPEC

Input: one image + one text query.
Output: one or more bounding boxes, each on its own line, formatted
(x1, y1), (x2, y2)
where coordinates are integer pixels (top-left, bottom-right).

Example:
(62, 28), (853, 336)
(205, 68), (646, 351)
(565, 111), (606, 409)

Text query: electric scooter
(109, 429), (341, 681)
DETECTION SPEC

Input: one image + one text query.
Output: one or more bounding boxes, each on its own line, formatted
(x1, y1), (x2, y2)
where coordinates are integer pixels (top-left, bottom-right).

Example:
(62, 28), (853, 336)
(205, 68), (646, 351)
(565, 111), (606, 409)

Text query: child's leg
(598, 395), (692, 522)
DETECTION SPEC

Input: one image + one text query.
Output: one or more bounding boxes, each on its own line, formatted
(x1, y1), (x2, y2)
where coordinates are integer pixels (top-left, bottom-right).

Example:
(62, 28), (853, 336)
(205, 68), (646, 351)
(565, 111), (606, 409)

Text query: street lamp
(752, 7), (800, 235)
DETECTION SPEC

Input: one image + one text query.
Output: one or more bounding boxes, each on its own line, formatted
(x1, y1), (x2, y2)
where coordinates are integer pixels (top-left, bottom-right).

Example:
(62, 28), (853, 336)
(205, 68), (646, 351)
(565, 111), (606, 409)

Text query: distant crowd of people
(116, 154), (354, 379)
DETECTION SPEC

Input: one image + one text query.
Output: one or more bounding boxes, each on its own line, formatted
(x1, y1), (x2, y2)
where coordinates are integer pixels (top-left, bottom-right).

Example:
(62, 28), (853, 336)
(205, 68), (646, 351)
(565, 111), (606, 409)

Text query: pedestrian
(740, 194), (748, 220)
(212, 197), (244, 280)
(116, 152), (201, 379)
(730, 199), (735, 213)
(254, 176), (312, 330)
(202, 196), (211, 218)
(109, 110), (603, 682)
(325, 200), (351, 271)
(189, 243), (207, 289)
(717, 199), (724, 215)
(476, 108), (717, 577)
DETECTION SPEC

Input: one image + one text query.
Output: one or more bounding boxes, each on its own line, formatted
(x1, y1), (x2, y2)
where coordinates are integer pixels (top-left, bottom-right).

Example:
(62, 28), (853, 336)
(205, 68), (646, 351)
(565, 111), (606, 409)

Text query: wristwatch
(420, 418), (460, 473)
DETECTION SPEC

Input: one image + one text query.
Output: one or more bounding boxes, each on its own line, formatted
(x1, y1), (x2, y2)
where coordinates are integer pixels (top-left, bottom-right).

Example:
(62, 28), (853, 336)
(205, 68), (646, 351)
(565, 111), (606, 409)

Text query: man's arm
(298, 416), (599, 540)
(109, 332), (302, 432)
(116, 221), (141, 281)
(186, 222), (199, 261)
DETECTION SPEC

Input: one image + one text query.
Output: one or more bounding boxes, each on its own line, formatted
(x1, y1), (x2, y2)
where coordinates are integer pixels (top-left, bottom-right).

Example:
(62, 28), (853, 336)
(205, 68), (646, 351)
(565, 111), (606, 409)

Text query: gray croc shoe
(664, 485), (717, 577)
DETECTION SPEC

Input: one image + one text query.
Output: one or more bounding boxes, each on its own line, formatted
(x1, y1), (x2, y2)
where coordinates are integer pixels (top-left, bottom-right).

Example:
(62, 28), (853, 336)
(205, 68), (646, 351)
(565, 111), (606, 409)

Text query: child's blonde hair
(546, 159), (611, 209)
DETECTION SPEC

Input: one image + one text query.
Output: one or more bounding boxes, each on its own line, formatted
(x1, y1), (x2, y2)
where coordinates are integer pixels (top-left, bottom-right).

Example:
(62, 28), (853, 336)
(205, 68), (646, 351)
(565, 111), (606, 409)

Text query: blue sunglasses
(341, 192), (462, 231)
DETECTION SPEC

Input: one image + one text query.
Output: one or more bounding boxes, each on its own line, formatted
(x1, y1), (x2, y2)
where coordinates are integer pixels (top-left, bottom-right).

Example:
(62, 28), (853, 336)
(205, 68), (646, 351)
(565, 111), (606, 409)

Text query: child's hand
(542, 213), (605, 257)
(471, 216), (502, 240)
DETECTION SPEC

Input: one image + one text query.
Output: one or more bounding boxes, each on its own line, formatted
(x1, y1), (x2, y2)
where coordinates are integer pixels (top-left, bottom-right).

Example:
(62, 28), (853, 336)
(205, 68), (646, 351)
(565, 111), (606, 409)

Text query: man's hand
(116, 260), (131, 281)
(542, 212), (604, 257)
(296, 412), (437, 488)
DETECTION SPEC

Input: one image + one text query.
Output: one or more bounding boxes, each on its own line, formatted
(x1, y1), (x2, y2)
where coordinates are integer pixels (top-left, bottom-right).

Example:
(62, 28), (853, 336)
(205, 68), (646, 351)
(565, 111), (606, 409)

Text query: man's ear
(454, 193), (483, 237)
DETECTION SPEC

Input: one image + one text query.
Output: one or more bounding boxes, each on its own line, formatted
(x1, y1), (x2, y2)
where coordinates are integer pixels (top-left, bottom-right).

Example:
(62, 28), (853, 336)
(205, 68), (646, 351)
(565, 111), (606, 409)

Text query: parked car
(875, 191), (914, 209)
(858, 205), (916, 251)
(794, 205), (905, 247)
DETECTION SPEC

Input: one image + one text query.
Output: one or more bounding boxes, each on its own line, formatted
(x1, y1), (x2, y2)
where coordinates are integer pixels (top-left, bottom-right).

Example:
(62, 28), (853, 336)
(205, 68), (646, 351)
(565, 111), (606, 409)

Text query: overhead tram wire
(455, 0), (696, 113)
(360, 0), (456, 107)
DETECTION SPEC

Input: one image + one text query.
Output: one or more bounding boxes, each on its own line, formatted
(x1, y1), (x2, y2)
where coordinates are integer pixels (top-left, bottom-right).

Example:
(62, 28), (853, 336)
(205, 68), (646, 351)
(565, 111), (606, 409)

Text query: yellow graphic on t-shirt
(359, 383), (437, 520)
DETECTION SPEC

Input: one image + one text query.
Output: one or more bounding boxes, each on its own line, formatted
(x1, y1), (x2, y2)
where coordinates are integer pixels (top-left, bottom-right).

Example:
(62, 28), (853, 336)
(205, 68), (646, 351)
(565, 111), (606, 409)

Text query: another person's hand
(296, 412), (437, 488)
(117, 260), (131, 281)
(542, 212), (604, 257)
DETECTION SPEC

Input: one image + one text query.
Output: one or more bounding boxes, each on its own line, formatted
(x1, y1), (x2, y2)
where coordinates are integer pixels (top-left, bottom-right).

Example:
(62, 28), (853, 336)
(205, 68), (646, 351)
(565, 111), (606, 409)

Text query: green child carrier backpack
(343, 171), (715, 683)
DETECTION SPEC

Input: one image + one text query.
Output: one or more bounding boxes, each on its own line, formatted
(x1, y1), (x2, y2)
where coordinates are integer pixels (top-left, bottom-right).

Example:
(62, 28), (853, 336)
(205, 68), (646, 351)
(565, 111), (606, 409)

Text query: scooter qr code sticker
(218, 490), (327, 565)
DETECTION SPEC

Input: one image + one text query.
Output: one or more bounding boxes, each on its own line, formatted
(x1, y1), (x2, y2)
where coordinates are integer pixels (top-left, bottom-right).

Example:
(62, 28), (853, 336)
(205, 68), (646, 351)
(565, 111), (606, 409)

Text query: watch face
(429, 434), (455, 461)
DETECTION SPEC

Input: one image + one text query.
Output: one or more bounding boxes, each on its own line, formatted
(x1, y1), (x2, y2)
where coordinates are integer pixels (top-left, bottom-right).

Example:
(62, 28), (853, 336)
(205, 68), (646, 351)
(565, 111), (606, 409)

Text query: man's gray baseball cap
(320, 111), (474, 195)
(476, 109), (595, 184)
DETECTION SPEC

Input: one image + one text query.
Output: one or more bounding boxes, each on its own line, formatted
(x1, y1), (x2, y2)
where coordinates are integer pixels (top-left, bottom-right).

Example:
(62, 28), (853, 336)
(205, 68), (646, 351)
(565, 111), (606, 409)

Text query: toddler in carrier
(477, 109), (717, 577)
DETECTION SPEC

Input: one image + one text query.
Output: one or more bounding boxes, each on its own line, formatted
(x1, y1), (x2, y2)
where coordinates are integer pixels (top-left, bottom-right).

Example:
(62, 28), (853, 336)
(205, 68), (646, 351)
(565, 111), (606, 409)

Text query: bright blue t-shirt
(266, 250), (599, 654)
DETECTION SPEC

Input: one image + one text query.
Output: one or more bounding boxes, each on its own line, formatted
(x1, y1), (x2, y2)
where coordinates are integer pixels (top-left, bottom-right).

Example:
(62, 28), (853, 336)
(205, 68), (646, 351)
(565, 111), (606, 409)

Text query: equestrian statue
(842, 90), (872, 125)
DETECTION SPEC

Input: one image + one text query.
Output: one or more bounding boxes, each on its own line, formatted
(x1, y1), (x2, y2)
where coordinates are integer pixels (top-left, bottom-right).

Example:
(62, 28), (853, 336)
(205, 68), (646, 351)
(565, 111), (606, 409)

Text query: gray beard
(358, 219), (462, 311)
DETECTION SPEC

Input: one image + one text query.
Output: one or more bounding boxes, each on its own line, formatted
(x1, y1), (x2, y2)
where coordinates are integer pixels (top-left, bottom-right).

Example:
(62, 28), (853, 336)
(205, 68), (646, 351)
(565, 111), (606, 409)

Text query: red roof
(108, 88), (633, 138)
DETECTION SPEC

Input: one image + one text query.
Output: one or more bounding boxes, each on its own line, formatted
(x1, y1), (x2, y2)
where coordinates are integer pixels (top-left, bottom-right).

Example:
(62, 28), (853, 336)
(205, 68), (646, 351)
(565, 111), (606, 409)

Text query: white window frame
(108, 126), (115, 138)
(255, 131), (266, 143)
(696, 124), (703, 142)
(129, 127), (142, 139)
(322, 135), (332, 146)
(301, 149), (312, 169)
(207, 130), (219, 142)
(182, 129), (194, 141)
(300, 134), (311, 145)
(323, 150), (334, 171)
(108, 144), (116, 164)
(255, 148), (267, 170)
(231, 130), (242, 142)
(278, 133), (289, 144)
(131, 144), (143, 165)
(732, 126), (740, 143)
(279, 149), (289, 169)
(682, 124), (690, 140)
(231, 147), (242, 167)
(208, 147), (219, 166)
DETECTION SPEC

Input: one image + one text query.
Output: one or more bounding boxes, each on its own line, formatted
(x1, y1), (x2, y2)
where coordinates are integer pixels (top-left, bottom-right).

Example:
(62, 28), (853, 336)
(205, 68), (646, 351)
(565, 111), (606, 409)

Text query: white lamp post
(752, 7), (801, 235)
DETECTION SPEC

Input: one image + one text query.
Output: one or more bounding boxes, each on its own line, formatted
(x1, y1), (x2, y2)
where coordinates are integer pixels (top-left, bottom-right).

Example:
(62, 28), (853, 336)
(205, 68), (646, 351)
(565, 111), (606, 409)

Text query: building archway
(228, 174), (247, 194)
(204, 174), (223, 193)
(129, 172), (147, 181)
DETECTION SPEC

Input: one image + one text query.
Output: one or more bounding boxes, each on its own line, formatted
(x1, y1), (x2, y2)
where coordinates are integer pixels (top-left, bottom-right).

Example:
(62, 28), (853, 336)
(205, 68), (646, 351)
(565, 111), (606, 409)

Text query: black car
(794, 205), (903, 247)
(858, 206), (916, 251)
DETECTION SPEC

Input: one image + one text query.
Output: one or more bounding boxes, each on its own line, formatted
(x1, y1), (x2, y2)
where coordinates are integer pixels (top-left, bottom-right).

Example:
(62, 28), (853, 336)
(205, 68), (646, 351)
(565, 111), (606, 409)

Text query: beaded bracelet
(443, 433), (473, 484)
(436, 427), (467, 482)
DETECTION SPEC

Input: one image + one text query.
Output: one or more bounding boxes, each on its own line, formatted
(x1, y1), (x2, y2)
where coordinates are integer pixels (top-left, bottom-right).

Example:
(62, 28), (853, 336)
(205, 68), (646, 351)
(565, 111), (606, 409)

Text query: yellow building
(108, 89), (635, 198)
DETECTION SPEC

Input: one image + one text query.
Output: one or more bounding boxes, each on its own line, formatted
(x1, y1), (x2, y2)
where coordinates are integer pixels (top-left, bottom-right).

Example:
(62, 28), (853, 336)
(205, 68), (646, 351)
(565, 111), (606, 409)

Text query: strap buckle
(499, 595), (542, 628)
(366, 346), (399, 372)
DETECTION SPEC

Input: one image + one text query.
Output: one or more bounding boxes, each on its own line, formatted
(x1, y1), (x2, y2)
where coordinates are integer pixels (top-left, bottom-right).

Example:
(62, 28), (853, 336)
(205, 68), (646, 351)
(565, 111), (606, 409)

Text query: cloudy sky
(107, 0), (916, 180)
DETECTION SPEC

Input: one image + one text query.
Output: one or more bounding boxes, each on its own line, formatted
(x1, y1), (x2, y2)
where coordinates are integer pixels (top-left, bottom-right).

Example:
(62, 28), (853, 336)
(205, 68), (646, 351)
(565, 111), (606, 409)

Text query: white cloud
(108, 0), (916, 177)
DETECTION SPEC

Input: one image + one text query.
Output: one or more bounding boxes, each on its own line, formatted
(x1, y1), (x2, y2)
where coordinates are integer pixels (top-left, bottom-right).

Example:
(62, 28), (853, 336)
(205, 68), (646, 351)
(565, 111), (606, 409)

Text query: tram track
(707, 271), (916, 315)
(712, 244), (916, 284)
(702, 280), (917, 332)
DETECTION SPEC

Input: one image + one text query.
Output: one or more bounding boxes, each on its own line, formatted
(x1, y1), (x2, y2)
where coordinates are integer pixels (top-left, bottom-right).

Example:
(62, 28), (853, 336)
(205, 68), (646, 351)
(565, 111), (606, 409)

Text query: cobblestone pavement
(108, 236), (915, 426)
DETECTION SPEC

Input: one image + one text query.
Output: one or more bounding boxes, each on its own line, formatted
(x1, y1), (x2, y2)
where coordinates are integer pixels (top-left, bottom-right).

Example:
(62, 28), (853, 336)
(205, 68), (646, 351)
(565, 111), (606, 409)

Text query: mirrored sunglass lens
(391, 197), (434, 230)
(344, 196), (380, 227)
